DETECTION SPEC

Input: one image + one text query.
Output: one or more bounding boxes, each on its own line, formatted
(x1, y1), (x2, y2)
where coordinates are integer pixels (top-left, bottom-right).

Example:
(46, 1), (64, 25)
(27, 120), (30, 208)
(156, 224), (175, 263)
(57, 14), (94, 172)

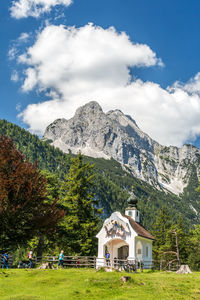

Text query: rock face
(43, 101), (200, 195)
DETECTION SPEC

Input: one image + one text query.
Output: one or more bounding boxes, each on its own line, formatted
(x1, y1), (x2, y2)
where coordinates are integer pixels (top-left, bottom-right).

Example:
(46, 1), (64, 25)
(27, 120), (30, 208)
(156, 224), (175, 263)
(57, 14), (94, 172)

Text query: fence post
(135, 259), (137, 272)
(140, 261), (143, 272)
(160, 260), (162, 271)
(151, 260), (154, 270)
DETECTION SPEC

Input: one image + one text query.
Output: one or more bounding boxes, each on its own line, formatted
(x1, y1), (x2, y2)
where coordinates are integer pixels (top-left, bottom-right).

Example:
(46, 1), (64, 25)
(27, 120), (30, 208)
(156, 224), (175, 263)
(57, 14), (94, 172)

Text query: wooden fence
(0, 254), (180, 271)
(159, 259), (180, 272)
(35, 256), (97, 268)
(30, 256), (168, 271)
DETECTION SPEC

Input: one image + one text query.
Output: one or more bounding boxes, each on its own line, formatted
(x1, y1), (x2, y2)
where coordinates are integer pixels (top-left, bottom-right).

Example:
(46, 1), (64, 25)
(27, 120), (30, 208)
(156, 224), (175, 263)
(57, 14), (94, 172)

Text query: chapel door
(118, 245), (129, 259)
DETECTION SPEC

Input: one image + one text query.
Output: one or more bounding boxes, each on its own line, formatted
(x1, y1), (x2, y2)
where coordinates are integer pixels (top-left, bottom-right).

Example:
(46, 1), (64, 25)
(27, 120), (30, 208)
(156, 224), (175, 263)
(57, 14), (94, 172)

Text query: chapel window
(146, 246), (148, 257)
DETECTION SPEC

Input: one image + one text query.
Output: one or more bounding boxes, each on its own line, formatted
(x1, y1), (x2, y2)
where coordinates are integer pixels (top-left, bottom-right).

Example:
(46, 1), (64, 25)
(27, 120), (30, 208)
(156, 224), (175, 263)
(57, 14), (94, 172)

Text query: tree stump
(176, 265), (192, 274)
(120, 276), (131, 283)
(104, 267), (113, 272)
(38, 262), (54, 269)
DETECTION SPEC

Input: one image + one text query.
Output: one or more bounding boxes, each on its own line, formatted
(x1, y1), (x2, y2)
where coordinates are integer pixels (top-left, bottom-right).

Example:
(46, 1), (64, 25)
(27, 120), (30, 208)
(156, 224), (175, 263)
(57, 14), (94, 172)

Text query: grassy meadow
(0, 268), (200, 300)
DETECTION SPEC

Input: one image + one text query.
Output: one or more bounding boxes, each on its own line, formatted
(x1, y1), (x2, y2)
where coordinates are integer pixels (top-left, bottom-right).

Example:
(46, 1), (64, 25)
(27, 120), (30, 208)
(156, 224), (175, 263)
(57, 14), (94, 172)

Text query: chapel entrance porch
(104, 239), (129, 267)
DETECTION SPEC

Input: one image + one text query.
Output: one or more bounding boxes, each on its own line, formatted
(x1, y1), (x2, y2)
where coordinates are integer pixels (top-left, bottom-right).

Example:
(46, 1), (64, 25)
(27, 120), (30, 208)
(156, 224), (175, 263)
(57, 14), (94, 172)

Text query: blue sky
(1, 0), (200, 147)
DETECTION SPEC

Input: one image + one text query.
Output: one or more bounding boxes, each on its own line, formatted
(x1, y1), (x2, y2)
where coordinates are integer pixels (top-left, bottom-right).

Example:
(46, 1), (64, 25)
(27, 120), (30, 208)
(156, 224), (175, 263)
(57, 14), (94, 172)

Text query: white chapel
(96, 190), (155, 268)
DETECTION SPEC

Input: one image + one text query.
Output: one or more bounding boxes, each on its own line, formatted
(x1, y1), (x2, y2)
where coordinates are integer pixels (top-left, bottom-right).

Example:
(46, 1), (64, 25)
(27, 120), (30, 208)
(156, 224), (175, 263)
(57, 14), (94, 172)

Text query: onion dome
(127, 186), (138, 208)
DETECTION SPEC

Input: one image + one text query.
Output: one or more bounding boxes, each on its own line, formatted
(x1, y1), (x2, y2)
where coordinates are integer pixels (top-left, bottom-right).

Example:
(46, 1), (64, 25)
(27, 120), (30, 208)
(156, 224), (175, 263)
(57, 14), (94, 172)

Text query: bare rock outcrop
(43, 101), (200, 195)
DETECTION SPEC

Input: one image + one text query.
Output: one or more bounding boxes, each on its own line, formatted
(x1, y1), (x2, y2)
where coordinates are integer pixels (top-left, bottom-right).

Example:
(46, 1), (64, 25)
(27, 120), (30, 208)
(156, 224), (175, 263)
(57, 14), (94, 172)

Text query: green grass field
(0, 268), (200, 300)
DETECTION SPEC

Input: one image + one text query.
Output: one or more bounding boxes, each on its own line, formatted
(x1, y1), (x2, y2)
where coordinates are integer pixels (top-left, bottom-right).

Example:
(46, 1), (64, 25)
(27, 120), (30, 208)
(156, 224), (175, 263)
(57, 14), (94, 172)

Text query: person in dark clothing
(2, 252), (9, 269)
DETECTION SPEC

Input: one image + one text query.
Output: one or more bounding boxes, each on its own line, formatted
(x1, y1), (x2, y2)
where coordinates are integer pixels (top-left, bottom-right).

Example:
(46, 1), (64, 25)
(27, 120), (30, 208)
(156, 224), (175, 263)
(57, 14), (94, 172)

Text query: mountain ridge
(43, 101), (200, 195)
(1, 118), (200, 230)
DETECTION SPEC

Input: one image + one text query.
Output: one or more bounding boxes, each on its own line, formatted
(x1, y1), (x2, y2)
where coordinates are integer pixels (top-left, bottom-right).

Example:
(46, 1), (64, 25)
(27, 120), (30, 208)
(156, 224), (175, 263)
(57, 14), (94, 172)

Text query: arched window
(146, 246), (148, 257)
(136, 241), (142, 257)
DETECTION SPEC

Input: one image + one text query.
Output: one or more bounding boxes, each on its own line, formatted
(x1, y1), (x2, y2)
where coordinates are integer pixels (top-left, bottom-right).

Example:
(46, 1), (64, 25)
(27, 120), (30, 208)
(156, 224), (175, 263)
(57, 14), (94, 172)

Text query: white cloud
(10, 0), (72, 19)
(172, 72), (200, 95)
(18, 24), (162, 93)
(17, 24), (162, 125)
(18, 32), (30, 42)
(22, 68), (38, 91)
(15, 23), (200, 146)
(16, 103), (21, 112)
(11, 70), (19, 82)
(8, 47), (18, 60)
(8, 32), (30, 62)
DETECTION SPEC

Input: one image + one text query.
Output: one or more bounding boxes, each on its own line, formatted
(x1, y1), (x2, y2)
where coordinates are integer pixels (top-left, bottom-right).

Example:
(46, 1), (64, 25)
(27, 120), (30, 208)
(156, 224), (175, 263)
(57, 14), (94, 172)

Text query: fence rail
(35, 256), (97, 268)
(0, 254), (180, 272)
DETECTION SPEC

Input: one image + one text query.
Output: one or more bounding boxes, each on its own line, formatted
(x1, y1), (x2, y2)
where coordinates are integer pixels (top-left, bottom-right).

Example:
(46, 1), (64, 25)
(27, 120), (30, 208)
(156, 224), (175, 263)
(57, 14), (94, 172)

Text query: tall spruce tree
(152, 207), (172, 260)
(36, 170), (62, 257)
(188, 225), (200, 270)
(187, 182), (200, 270)
(153, 208), (189, 267)
(59, 153), (101, 255)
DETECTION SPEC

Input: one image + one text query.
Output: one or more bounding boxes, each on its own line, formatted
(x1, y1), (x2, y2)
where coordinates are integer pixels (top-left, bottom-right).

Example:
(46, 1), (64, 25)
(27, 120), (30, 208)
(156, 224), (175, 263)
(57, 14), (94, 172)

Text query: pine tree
(40, 169), (61, 204)
(152, 207), (172, 260)
(188, 225), (200, 270)
(186, 182), (200, 270)
(59, 153), (101, 255)
(153, 208), (189, 267)
(36, 170), (62, 257)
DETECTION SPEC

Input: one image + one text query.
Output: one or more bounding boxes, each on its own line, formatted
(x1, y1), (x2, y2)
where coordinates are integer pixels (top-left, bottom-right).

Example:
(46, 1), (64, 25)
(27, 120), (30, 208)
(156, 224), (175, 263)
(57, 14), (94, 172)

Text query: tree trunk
(36, 235), (44, 260)
(174, 230), (180, 267)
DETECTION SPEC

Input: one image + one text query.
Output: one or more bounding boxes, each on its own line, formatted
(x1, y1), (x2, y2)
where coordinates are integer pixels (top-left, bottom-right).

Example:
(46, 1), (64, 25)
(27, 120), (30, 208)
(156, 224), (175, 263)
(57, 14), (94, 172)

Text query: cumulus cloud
(10, 0), (72, 19)
(172, 72), (200, 95)
(18, 24), (162, 92)
(15, 23), (200, 146)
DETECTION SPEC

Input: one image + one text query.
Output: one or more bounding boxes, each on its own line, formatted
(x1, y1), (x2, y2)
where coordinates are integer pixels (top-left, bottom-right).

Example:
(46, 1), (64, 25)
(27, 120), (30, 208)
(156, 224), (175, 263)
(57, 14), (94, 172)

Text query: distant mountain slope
(43, 101), (200, 195)
(0, 119), (200, 230)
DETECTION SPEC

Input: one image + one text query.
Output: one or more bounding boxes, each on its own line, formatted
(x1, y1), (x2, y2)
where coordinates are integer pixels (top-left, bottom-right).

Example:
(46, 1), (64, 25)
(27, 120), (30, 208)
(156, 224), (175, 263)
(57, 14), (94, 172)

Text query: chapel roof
(122, 214), (155, 240)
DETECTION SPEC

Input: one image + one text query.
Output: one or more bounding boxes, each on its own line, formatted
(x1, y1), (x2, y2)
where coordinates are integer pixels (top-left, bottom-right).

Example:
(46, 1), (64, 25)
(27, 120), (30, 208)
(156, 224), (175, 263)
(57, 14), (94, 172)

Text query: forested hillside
(0, 119), (199, 230)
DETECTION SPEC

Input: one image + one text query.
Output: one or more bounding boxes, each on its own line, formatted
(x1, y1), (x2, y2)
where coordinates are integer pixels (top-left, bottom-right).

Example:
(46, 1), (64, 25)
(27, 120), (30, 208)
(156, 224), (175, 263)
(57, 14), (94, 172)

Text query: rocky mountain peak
(43, 101), (200, 195)
(74, 101), (103, 120)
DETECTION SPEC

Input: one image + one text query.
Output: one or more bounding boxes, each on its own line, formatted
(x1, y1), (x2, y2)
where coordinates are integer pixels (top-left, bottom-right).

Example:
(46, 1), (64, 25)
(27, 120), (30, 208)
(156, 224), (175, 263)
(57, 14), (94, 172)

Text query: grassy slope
(0, 269), (200, 300)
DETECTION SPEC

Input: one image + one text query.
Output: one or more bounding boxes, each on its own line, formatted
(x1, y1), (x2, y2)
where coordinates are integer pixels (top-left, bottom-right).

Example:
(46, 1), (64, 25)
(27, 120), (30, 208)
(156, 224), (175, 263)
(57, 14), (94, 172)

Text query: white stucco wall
(96, 211), (153, 268)
(96, 212), (137, 260)
(135, 236), (153, 268)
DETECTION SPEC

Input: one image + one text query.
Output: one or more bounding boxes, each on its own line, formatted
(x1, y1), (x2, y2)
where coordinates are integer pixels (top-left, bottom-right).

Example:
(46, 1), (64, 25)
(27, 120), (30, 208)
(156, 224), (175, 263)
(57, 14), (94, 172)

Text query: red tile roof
(122, 214), (155, 240)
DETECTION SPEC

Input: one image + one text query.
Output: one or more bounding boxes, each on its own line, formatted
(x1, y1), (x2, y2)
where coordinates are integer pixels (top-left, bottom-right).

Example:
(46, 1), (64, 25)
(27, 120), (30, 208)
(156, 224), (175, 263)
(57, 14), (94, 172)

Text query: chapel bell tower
(125, 186), (140, 223)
